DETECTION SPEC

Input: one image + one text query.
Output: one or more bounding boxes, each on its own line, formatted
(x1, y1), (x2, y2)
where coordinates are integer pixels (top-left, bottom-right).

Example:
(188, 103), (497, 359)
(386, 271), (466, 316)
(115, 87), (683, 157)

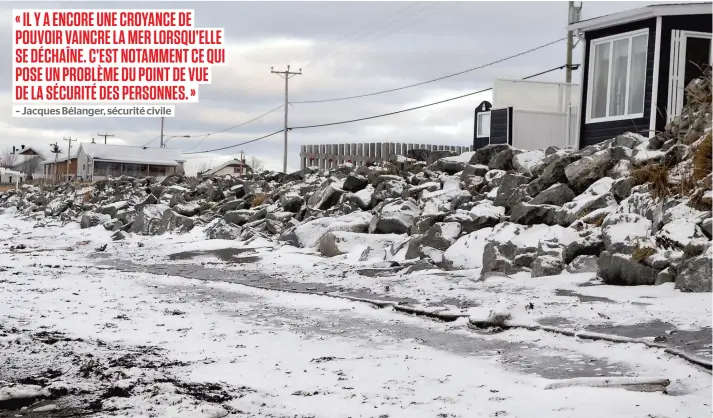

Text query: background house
(473, 79), (580, 151)
(569, 2), (712, 147)
(200, 158), (254, 178)
(76, 144), (186, 181)
(0, 167), (25, 185)
(10, 147), (46, 180)
(41, 153), (78, 183)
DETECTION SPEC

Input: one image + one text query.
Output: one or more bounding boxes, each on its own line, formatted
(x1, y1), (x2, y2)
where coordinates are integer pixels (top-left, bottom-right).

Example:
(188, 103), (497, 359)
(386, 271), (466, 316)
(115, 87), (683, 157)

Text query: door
(668, 30), (712, 123)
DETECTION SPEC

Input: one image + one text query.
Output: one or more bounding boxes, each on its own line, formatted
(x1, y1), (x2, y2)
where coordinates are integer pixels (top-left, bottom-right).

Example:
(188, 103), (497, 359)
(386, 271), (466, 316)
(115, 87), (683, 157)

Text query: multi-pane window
(588, 29), (648, 121)
(477, 112), (491, 137)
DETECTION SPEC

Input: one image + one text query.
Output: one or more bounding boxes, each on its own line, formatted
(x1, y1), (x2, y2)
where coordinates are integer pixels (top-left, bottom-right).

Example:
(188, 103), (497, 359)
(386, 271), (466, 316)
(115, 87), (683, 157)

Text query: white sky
(1, 1), (678, 175)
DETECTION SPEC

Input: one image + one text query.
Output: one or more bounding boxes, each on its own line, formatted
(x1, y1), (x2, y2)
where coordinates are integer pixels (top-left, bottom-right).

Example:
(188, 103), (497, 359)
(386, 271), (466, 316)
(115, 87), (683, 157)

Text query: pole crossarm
(271, 65), (302, 173)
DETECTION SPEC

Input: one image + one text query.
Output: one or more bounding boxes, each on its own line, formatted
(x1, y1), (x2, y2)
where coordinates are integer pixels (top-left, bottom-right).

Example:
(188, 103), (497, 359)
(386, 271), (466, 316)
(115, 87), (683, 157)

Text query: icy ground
(0, 212), (711, 417)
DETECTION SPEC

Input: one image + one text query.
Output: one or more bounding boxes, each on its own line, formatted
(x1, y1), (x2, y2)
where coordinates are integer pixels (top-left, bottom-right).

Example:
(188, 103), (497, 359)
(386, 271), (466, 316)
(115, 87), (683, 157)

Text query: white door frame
(668, 30), (712, 123)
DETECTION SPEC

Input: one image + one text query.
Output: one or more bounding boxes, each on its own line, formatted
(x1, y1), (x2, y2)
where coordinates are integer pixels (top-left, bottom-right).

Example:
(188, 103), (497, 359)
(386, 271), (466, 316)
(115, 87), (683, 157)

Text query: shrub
(632, 245), (656, 263)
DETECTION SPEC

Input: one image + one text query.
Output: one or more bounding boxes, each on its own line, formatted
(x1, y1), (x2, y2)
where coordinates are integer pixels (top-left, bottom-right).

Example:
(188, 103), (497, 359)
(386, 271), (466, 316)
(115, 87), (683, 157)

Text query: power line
(290, 63), (572, 130)
(182, 63), (573, 157)
(184, 129), (285, 155)
(292, 37), (567, 104)
(181, 104), (284, 152)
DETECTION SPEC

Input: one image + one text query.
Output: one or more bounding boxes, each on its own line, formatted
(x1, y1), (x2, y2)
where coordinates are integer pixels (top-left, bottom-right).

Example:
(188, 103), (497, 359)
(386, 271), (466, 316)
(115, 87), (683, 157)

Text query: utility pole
(160, 117), (165, 148)
(566, 1), (583, 83)
(50, 142), (61, 184)
(239, 150), (244, 177)
(63, 137), (76, 182)
(97, 132), (113, 145)
(271, 65), (302, 173)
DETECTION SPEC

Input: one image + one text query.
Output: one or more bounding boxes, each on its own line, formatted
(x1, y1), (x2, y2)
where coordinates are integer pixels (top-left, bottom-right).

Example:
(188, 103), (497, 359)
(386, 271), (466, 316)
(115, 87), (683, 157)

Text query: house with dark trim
(569, 2), (712, 148)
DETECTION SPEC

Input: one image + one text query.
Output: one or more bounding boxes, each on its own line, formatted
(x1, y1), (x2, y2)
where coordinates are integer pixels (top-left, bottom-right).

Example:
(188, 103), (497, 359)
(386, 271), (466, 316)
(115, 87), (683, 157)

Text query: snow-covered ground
(1, 212), (711, 417)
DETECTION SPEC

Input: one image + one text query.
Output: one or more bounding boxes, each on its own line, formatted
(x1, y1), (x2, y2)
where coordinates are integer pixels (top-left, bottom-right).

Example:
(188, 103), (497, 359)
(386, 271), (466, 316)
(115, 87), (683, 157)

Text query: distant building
(41, 154), (79, 182)
(0, 167), (25, 184)
(75, 143), (186, 181)
(299, 143), (470, 170)
(11, 147), (46, 179)
(200, 158), (254, 177)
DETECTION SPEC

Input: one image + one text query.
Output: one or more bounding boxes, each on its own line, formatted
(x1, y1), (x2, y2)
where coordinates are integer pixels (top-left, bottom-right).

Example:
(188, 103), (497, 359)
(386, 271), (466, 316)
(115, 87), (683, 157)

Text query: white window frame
(667, 30), (712, 123)
(586, 28), (649, 124)
(476, 111), (491, 138)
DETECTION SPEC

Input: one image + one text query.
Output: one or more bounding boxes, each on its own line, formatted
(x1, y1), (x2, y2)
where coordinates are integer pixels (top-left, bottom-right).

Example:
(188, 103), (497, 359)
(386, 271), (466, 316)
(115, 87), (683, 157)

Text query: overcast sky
(3, 1), (675, 175)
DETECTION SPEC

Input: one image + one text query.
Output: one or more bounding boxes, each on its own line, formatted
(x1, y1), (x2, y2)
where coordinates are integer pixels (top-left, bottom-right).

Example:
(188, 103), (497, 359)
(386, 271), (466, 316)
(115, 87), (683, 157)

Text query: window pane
(592, 42), (610, 118)
(628, 34), (647, 114)
(609, 38), (630, 117)
(477, 112), (490, 136)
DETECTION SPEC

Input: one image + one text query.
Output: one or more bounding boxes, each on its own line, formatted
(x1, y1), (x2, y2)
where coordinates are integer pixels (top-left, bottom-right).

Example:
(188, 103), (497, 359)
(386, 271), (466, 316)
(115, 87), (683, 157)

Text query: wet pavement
(95, 247), (712, 373)
(149, 281), (633, 381)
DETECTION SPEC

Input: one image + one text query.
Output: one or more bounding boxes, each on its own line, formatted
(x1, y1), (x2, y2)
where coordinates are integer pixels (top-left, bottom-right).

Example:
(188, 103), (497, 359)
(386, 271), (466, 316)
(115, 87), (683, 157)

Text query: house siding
(45, 159), (78, 181)
(656, 14), (713, 133)
(489, 108), (511, 145)
(579, 18), (657, 147)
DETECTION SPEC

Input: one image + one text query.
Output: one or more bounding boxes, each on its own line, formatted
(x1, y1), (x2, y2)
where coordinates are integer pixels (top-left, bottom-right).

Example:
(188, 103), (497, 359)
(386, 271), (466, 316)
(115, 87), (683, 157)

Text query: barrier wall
(299, 143), (472, 170)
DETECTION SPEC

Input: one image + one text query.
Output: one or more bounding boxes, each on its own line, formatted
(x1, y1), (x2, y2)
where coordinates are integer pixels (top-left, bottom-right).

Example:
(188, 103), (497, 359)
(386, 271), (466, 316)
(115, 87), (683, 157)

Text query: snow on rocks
(283, 211), (372, 249)
(369, 199), (420, 234)
(318, 231), (405, 257)
(512, 149), (545, 176)
(1, 70), (711, 293)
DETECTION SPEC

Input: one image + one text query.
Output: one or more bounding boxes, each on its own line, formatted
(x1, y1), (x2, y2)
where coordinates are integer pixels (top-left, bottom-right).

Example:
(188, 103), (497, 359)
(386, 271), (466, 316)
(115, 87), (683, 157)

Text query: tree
(21, 155), (42, 180)
(250, 157), (264, 172)
(196, 162), (211, 176)
(0, 149), (17, 169)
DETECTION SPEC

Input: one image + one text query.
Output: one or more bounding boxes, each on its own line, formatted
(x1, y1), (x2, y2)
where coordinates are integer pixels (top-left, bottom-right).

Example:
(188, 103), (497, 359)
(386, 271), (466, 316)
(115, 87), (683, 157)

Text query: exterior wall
(77, 147), (90, 179)
(299, 143), (472, 170)
(489, 108), (512, 145)
(657, 14), (713, 133)
(211, 165), (252, 176)
(512, 109), (570, 150)
(90, 162), (176, 180)
(493, 79), (580, 113)
(579, 18), (657, 148)
(0, 169), (25, 184)
(46, 159), (78, 180)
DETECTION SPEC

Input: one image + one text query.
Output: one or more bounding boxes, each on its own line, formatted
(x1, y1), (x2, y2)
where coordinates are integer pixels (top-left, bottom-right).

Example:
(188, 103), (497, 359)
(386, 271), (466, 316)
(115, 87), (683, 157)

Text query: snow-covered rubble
(1, 71), (712, 294)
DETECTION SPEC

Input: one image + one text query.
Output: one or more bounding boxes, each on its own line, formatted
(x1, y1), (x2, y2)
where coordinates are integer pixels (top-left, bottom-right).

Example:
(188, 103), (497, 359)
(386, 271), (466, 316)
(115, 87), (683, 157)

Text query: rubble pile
(2, 72), (711, 293)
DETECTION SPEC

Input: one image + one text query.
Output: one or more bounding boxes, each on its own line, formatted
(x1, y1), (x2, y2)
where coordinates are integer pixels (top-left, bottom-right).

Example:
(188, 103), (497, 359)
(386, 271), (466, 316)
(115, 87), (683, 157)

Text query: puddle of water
(168, 248), (259, 263)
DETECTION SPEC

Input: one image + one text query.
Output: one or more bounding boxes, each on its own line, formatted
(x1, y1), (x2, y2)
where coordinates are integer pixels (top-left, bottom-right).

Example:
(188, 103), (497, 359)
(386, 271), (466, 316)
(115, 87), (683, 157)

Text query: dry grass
(692, 131), (712, 181)
(632, 245), (656, 263)
(592, 214), (606, 227)
(631, 164), (671, 201)
(251, 193), (268, 208)
(686, 65), (712, 107)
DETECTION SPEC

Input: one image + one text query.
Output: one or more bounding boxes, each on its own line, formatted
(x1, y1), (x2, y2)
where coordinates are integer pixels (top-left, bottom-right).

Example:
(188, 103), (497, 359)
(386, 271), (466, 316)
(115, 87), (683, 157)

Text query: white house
(200, 158), (254, 177)
(473, 78), (581, 152)
(0, 167), (26, 185)
(76, 143), (186, 181)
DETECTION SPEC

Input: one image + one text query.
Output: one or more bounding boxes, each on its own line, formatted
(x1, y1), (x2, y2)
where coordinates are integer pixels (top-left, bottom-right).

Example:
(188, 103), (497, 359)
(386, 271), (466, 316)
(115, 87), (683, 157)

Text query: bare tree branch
(0, 149), (17, 169)
(21, 155), (42, 180)
(250, 157), (263, 172)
